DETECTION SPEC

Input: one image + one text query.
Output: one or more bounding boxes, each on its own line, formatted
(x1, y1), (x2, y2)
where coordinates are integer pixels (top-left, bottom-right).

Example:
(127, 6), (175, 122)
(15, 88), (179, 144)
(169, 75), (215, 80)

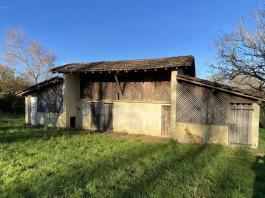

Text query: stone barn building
(19, 56), (264, 148)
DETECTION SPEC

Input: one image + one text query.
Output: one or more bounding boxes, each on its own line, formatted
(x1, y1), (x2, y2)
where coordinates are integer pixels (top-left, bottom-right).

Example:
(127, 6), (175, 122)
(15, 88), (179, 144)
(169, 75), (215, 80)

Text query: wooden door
(90, 103), (113, 131)
(161, 105), (171, 137)
(229, 104), (252, 146)
(26, 96), (31, 124)
(103, 103), (113, 131)
(90, 103), (101, 131)
(30, 96), (38, 126)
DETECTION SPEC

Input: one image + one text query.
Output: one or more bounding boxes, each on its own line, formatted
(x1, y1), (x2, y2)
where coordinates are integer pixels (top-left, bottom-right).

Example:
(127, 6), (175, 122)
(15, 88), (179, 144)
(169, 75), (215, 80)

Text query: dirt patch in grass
(103, 132), (169, 143)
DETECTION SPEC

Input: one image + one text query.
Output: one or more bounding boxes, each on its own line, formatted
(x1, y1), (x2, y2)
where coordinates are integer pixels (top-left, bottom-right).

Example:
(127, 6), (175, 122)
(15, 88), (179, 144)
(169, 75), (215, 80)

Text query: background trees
(210, 2), (265, 126)
(210, 4), (265, 93)
(4, 28), (56, 85)
(0, 28), (56, 113)
(0, 64), (28, 95)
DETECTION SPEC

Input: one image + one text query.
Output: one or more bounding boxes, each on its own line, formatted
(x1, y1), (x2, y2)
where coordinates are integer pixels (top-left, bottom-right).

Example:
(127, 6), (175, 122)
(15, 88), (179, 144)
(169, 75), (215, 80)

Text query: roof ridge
(64, 55), (194, 65)
(51, 55), (195, 73)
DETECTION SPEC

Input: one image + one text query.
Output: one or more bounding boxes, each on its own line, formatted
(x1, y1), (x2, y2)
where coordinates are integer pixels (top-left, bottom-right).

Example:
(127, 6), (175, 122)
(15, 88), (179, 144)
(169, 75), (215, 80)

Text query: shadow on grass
(120, 144), (215, 197)
(0, 116), (74, 143)
(10, 144), (227, 197)
(2, 141), (204, 197)
(252, 155), (265, 197)
(1, 115), (261, 197)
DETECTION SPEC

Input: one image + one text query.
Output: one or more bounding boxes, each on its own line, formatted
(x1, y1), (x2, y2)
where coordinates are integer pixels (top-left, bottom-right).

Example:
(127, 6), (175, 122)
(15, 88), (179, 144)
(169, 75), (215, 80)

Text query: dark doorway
(70, 116), (76, 128)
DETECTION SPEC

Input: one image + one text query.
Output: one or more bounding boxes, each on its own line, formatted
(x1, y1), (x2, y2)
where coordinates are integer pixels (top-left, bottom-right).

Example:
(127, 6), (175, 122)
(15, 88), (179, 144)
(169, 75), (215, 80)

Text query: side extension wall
(172, 80), (260, 147)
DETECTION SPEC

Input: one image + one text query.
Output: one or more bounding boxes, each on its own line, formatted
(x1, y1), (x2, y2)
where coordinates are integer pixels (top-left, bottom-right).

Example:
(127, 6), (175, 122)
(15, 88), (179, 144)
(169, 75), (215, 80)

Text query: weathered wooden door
(90, 103), (113, 131)
(229, 103), (252, 146)
(103, 103), (113, 131)
(90, 103), (100, 130)
(26, 96), (31, 124)
(161, 105), (171, 137)
(30, 96), (38, 126)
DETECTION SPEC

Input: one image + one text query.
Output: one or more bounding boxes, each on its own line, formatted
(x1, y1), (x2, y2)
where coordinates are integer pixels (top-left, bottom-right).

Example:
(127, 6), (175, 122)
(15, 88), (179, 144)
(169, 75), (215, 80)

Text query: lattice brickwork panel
(154, 81), (171, 101)
(37, 84), (63, 113)
(81, 81), (171, 101)
(176, 82), (229, 125)
(121, 82), (144, 100)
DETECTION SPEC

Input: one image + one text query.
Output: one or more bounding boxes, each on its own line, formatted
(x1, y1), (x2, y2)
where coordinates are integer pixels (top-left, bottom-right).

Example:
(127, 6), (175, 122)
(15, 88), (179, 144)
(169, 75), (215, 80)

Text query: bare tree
(4, 28), (56, 84)
(210, 4), (265, 93)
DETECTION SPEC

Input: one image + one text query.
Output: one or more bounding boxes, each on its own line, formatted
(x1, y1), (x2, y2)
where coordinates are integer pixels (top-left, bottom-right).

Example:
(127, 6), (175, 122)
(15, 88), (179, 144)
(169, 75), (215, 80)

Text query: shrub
(0, 94), (24, 114)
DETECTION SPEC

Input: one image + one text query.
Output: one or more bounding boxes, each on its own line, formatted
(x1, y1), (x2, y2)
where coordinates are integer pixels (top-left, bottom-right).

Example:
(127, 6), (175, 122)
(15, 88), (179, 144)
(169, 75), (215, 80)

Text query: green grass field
(0, 114), (265, 197)
(259, 128), (265, 154)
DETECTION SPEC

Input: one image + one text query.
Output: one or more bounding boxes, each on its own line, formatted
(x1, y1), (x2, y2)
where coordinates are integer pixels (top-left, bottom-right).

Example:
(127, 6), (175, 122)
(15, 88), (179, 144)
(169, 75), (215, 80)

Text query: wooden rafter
(114, 75), (123, 97)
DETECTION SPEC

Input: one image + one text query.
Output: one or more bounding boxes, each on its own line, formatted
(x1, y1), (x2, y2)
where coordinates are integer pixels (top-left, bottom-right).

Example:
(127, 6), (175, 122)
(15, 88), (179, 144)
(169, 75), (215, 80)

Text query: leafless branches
(4, 28), (56, 84)
(211, 4), (265, 93)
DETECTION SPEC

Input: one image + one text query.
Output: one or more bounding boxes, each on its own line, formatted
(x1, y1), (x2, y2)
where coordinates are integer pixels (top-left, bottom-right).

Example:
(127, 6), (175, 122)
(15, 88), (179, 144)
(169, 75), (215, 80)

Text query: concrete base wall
(78, 99), (259, 147)
(37, 112), (66, 128)
(251, 103), (260, 148)
(64, 74), (80, 127)
(172, 122), (229, 146)
(79, 100), (170, 136)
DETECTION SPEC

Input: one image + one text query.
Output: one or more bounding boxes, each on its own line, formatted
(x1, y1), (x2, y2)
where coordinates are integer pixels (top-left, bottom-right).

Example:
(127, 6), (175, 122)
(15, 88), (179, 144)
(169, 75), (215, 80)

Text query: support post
(64, 73), (80, 128)
(114, 75), (123, 97)
(251, 103), (260, 148)
(99, 82), (104, 131)
(25, 96), (29, 125)
(170, 70), (178, 137)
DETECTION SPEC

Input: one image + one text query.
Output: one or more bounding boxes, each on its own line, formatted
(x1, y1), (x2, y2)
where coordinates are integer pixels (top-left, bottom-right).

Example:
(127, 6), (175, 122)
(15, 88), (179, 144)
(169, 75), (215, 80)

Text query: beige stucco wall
(37, 112), (66, 127)
(172, 122), (229, 145)
(79, 100), (170, 136)
(64, 73), (80, 128)
(171, 102), (261, 147)
(112, 101), (167, 136)
(251, 103), (260, 148)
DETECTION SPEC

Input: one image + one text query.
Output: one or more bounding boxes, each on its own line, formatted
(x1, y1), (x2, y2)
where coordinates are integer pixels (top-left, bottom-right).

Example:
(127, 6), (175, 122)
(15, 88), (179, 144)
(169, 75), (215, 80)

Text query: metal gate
(161, 105), (171, 137)
(229, 103), (253, 146)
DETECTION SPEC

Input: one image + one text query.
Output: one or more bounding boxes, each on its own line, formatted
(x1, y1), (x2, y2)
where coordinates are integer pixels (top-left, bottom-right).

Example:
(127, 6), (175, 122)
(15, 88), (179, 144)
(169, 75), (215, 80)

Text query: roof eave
(18, 77), (63, 96)
(177, 76), (265, 102)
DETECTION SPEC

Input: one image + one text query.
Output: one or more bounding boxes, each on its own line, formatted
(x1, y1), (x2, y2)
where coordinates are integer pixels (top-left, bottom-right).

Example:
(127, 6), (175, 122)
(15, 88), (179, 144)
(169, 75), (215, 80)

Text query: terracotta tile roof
(17, 77), (63, 96)
(51, 55), (194, 73)
(177, 74), (265, 101)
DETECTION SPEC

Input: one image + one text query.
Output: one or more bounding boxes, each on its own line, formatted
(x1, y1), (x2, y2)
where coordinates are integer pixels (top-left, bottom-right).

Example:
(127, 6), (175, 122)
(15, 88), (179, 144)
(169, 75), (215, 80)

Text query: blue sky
(0, 0), (259, 78)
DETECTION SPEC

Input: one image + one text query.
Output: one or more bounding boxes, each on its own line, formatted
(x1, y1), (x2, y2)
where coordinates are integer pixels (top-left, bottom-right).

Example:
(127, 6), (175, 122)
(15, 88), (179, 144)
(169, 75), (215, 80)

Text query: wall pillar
(170, 70), (178, 137)
(25, 96), (30, 125)
(64, 73), (80, 128)
(251, 103), (260, 148)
